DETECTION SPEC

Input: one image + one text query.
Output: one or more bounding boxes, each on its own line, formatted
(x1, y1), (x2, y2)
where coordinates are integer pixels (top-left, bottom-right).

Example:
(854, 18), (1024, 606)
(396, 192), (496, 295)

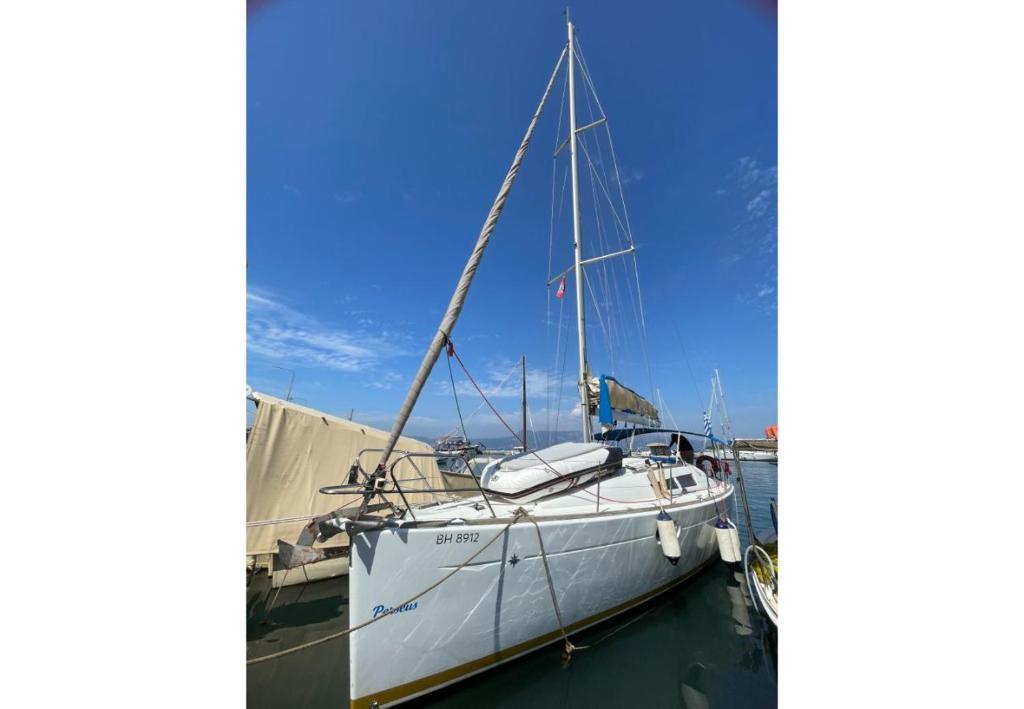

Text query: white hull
(347, 476), (732, 707)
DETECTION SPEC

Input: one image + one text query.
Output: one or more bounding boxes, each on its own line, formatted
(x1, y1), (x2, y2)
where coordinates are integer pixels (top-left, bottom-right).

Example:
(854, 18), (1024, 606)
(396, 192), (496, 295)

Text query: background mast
(521, 354), (528, 450)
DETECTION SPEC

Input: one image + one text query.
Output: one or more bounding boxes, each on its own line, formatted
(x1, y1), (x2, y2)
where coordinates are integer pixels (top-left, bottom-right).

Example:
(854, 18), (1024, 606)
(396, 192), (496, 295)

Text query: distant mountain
(409, 430), (581, 449)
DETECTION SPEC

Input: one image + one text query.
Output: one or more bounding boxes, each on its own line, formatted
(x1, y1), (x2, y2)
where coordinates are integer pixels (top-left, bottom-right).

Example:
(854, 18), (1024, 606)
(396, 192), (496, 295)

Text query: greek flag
(703, 411), (712, 437)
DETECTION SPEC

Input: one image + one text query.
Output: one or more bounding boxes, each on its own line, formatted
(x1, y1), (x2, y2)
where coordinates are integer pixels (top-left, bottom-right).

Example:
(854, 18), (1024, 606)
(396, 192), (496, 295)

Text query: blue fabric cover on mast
(598, 375), (614, 425)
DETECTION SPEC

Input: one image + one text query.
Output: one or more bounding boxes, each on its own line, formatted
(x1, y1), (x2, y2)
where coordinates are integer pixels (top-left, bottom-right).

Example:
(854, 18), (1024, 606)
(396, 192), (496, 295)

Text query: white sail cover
(246, 393), (450, 558)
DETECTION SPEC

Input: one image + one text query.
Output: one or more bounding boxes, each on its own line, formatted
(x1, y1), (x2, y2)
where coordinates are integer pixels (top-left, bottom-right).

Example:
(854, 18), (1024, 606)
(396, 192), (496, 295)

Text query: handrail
(388, 450), (497, 519)
(321, 441), (730, 524)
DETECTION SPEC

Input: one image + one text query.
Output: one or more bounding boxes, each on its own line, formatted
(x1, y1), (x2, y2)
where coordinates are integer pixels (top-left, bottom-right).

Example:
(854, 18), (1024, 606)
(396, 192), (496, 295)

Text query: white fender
(656, 510), (681, 565)
(715, 518), (742, 563)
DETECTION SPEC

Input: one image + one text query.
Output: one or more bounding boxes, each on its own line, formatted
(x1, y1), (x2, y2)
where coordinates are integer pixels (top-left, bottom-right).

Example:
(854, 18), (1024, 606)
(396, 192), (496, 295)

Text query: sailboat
(700, 369), (779, 463)
(268, 13), (738, 707)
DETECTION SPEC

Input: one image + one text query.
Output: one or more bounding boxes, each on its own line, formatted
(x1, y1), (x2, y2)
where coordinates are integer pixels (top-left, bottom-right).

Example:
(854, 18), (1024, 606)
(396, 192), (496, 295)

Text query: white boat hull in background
(703, 448), (778, 463)
(347, 492), (730, 707)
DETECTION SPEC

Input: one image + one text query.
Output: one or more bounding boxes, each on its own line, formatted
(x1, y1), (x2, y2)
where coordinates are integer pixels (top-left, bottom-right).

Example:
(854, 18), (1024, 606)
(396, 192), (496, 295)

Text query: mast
(521, 354), (528, 450)
(567, 12), (592, 441)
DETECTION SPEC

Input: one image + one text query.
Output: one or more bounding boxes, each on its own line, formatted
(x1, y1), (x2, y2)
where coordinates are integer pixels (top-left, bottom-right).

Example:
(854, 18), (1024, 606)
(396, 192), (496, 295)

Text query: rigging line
(582, 268), (615, 374)
(527, 398), (539, 446)
(545, 162), (559, 348)
(595, 131), (652, 393)
(445, 342), (469, 442)
(573, 48), (632, 262)
(656, 388), (680, 431)
(582, 137), (628, 365)
(576, 138), (631, 239)
(550, 164), (570, 283)
(452, 347), (526, 447)
(579, 134), (653, 397)
(575, 38), (639, 251)
(586, 165), (630, 378)
(546, 65), (570, 352)
(552, 55), (569, 152)
(577, 53), (606, 177)
(553, 293), (572, 439)
(548, 67), (570, 284)
(672, 323), (706, 411)
(604, 122), (637, 246)
(547, 156), (557, 325)
(442, 360), (520, 439)
(576, 54), (617, 253)
(548, 277), (567, 441)
(572, 36), (608, 123)
(581, 140), (618, 372)
(546, 161), (569, 437)
(450, 347), (567, 479)
(575, 32), (640, 257)
(579, 133), (615, 305)
(574, 48), (650, 388)
(631, 249), (656, 397)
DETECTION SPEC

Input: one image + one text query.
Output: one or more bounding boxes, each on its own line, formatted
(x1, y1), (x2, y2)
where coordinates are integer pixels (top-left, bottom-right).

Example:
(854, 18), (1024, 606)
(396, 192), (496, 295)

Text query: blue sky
(247, 0), (777, 440)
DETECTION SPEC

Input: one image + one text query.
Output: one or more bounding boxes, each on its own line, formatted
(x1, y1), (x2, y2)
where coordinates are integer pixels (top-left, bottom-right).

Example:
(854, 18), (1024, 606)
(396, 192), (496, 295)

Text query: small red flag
(555, 277), (566, 299)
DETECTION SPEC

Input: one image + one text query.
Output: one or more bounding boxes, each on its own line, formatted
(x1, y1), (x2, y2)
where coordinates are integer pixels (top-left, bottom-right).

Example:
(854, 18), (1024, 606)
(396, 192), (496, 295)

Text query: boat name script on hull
(371, 602), (419, 619)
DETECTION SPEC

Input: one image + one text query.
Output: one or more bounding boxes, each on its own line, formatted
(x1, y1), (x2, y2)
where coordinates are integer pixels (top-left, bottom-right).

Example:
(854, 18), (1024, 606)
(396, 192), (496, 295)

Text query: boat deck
(408, 458), (730, 523)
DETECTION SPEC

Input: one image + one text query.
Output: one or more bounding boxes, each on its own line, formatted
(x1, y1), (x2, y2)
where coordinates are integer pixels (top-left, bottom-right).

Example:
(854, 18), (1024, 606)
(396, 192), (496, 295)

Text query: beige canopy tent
(246, 392), (453, 567)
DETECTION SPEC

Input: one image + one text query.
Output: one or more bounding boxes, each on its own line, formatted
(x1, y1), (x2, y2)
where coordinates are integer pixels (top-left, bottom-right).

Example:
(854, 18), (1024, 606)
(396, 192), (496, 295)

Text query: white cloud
(366, 371), (404, 390)
(746, 189), (771, 217)
(737, 156), (777, 191)
(333, 189), (360, 205)
(723, 157), (778, 312)
(440, 357), (568, 402)
(619, 167), (644, 185)
(247, 288), (410, 374)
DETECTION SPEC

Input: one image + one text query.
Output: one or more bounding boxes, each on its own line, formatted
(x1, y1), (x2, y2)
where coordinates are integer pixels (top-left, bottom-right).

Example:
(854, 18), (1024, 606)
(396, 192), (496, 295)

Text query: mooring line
(521, 510), (588, 662)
